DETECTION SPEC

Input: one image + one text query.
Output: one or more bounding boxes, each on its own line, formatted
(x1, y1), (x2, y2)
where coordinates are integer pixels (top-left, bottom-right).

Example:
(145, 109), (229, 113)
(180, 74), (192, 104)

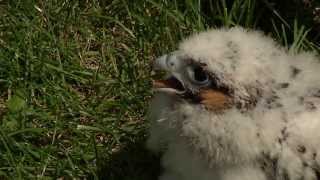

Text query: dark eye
(187, 66), (210, 85)
(194, 66), (208, 82)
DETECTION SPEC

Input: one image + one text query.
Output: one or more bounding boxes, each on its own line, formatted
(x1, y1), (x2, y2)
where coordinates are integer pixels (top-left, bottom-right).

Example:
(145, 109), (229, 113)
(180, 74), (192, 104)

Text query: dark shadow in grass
(98, 138), (161, 180)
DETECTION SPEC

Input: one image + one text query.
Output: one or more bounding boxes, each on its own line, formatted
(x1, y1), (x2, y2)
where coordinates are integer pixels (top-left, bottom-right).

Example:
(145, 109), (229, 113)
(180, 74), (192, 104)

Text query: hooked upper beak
(152, 52), (186, 94)
(152, 54), (168, 71)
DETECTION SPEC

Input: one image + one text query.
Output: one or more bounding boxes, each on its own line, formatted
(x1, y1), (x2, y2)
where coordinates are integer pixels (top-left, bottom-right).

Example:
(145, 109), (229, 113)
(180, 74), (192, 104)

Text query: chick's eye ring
(187, 66), (210, 85)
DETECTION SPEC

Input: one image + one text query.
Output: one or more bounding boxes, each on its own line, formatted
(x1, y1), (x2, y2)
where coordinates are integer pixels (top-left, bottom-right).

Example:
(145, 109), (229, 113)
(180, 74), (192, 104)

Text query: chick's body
(147, 27), (320, 180)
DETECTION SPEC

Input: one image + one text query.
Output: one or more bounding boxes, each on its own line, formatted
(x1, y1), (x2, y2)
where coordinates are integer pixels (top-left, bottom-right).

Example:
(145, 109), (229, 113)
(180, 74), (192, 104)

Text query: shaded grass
(0, 0), (319, 179)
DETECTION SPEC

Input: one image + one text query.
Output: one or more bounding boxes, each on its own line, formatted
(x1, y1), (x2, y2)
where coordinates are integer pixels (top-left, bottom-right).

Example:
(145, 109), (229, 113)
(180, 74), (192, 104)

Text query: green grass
(0, 0), (319, 179)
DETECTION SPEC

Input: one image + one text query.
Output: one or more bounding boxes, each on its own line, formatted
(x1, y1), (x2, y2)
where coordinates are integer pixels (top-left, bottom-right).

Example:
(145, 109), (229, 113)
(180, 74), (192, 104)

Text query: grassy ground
(0, 0), (319, 179)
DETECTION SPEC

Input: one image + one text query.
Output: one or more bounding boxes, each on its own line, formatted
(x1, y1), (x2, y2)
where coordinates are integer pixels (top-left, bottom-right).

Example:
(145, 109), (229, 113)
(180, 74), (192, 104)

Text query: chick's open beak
(152, 52), (186, 94)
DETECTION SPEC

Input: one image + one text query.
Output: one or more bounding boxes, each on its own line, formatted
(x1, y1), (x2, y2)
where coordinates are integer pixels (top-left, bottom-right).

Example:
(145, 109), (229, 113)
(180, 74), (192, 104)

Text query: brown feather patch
(199, 89), (231, 111)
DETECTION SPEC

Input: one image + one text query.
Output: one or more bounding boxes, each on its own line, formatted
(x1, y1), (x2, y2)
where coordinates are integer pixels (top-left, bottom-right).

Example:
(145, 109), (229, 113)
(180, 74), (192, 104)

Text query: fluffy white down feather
(147, 27), (320, 180)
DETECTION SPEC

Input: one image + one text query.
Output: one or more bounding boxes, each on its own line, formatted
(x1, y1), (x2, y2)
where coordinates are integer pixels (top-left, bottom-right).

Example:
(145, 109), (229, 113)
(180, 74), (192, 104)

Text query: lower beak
(153, 76), (185, 94)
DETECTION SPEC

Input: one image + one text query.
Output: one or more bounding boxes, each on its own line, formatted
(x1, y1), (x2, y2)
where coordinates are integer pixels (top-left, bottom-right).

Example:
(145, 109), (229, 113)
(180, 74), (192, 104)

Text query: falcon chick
(147, 27), (320, 180)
